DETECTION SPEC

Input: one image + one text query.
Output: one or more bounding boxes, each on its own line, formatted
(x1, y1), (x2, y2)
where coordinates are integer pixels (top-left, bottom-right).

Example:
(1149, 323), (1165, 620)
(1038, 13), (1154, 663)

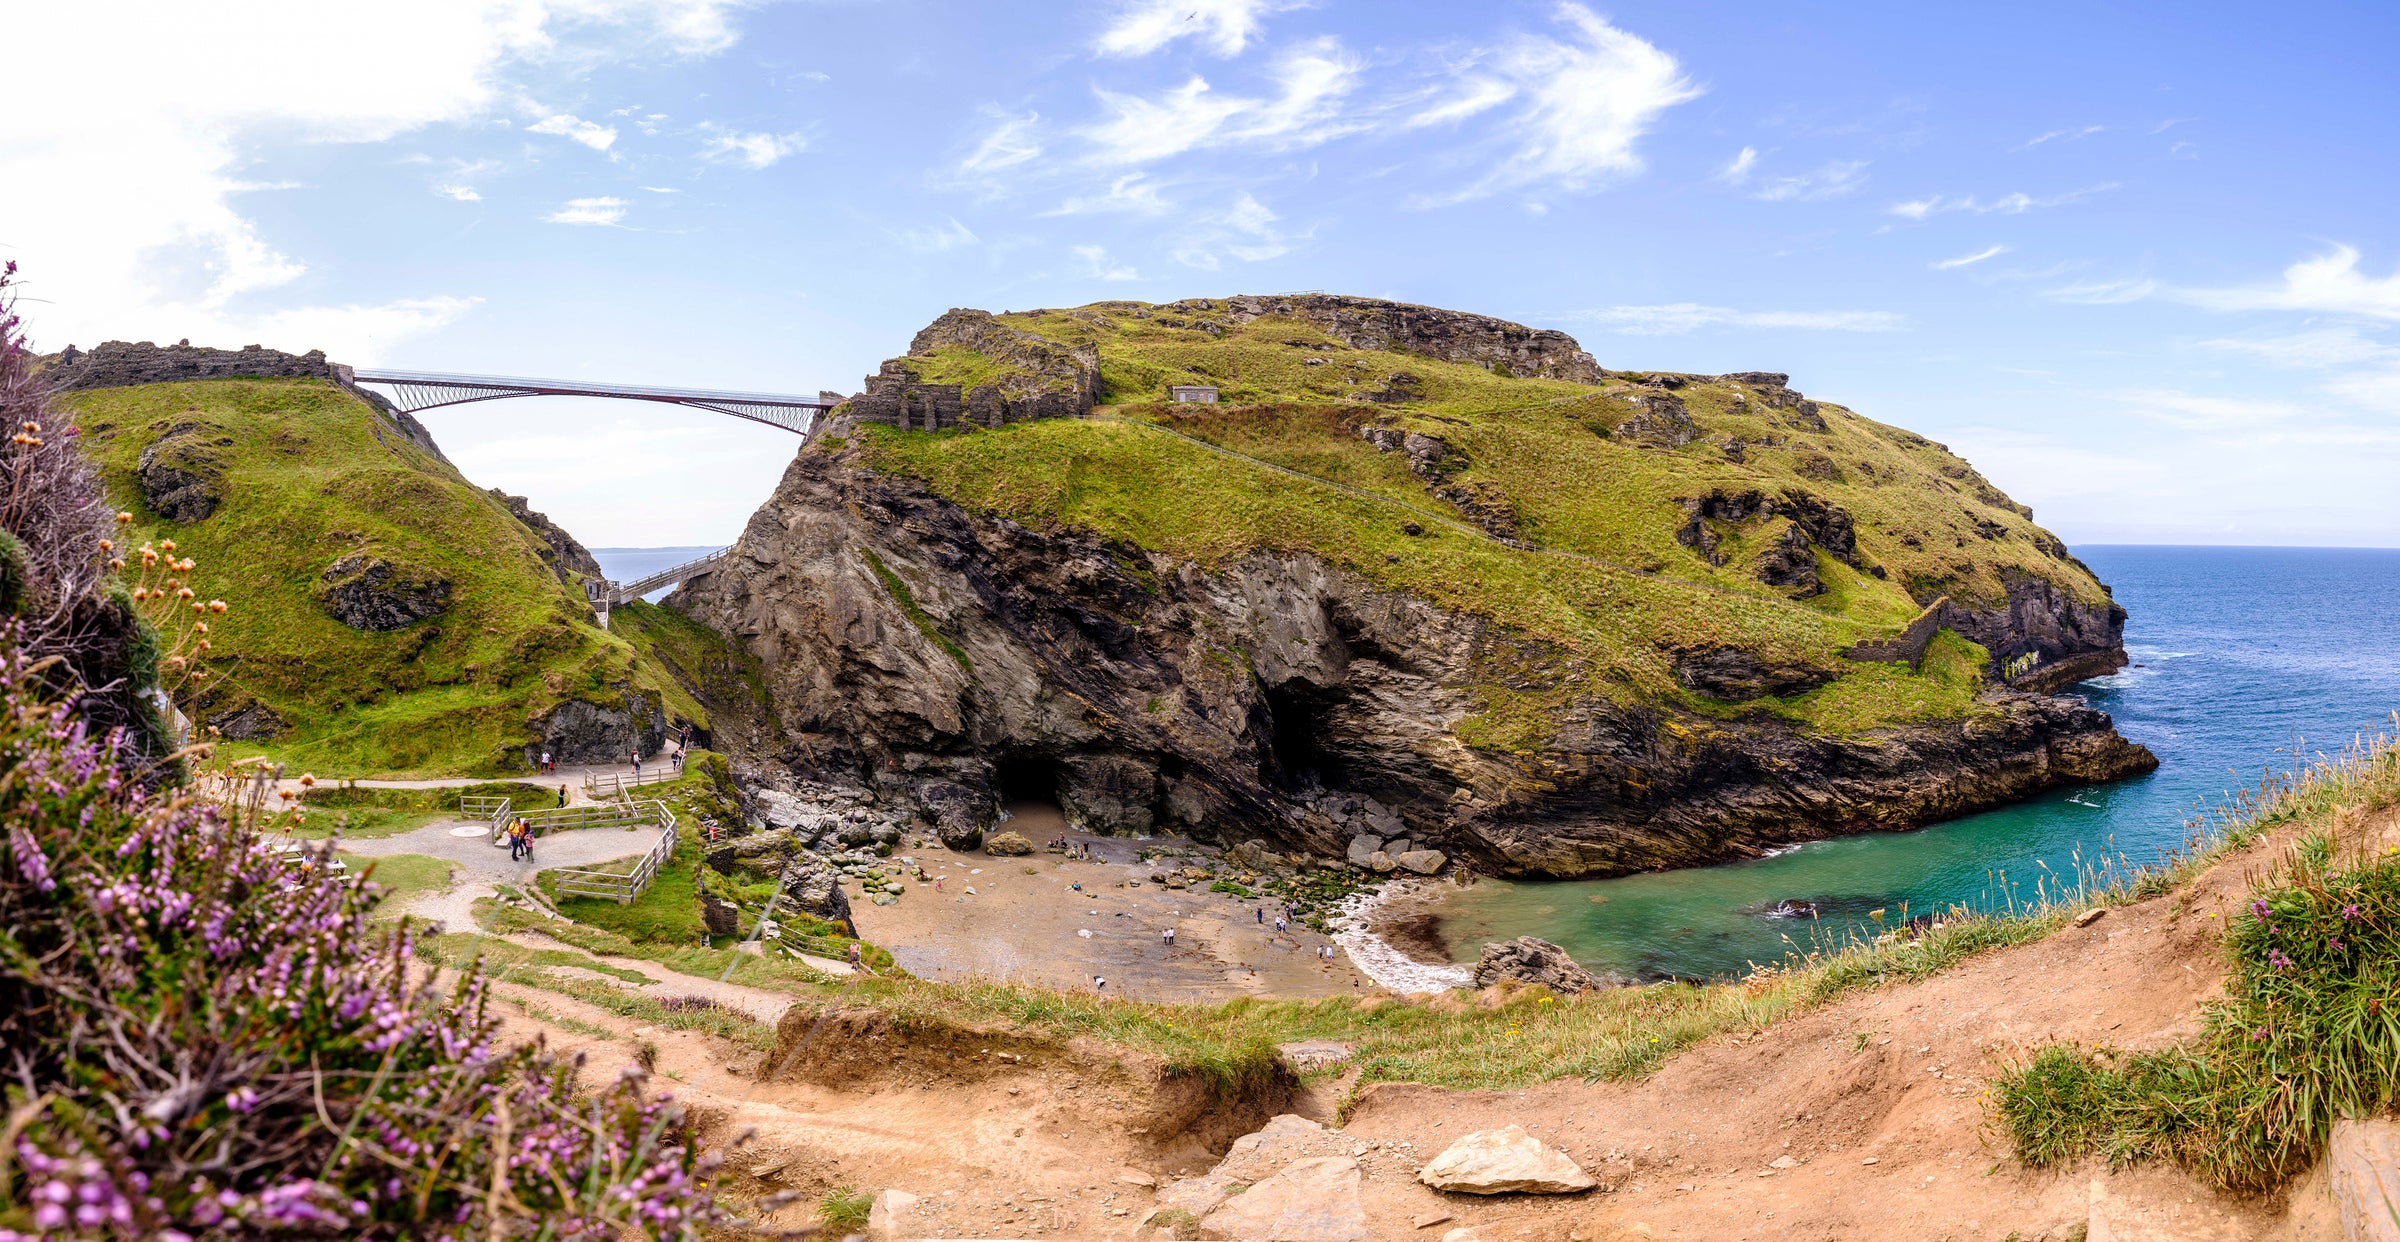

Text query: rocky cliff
(672, 296), (2152, 877)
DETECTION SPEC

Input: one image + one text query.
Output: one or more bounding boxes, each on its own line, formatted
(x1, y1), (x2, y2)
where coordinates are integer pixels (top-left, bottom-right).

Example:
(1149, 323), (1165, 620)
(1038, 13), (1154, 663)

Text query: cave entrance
(992, 752), (1068, 839)
(1263, 681), (1348, 791)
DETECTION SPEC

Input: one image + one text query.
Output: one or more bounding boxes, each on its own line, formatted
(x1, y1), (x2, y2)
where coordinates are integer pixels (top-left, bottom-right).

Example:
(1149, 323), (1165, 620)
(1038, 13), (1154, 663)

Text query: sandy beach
(847, 804), (1375, 1002)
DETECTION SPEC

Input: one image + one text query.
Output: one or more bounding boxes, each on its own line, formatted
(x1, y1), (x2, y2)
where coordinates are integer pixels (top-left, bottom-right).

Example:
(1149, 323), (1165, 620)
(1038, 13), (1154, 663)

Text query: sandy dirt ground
(456, 807), (2389, 1240)
(851, 805), (1373, 1002)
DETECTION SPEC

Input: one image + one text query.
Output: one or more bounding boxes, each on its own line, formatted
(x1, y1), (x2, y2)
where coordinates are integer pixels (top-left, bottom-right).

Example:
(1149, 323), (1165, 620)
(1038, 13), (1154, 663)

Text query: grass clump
(817, 1186), (874, 1233)
(1991, 733), (2400, 1191)
(860, 547), (970, 670)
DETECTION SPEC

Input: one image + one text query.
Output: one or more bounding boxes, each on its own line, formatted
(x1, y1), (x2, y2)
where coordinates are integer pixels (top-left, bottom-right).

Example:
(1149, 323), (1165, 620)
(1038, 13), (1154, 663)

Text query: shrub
(0, 652), (726, 1238)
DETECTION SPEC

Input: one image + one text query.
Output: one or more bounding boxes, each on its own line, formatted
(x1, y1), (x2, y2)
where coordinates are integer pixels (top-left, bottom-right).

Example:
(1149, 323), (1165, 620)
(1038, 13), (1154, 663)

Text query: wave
(1330, 882), (1473, 993)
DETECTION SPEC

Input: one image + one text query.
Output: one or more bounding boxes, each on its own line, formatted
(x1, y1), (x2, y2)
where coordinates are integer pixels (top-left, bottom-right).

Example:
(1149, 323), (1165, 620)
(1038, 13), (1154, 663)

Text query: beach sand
(847, 803), (1374, 1003)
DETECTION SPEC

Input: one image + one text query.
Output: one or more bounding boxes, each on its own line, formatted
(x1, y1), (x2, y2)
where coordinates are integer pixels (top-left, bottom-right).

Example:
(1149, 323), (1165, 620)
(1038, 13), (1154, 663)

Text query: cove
(1430, 545), (2400, 982)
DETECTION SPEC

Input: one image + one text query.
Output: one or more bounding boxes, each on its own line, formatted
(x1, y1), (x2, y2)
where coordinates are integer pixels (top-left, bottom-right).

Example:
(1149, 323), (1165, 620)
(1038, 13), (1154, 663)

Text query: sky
(5, 0), (2399, 549)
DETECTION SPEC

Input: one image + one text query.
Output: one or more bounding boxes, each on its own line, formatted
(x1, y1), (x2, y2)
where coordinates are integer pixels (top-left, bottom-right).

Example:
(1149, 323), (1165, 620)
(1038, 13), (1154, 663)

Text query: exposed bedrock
(672, 449), (2153, 879)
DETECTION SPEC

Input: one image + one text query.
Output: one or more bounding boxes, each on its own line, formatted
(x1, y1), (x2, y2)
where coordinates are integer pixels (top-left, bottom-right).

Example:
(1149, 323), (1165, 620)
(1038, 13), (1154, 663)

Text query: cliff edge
(674, 295), (2153, 875)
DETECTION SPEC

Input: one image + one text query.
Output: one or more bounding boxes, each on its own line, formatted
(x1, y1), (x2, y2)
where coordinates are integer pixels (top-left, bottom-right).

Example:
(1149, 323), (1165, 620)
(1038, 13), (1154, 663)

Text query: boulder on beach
(1417, 1124), (1596, 1195)
(983, 830), (1034, 856)
(1471, 936), (1611, 992)
(1396, 849), (1447, 875)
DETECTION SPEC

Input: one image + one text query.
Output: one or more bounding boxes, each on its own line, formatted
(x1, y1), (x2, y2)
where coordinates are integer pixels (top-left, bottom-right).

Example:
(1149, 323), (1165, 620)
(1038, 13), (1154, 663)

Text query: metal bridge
(342, 367), (835, 435)
(594, 546), (731, 611)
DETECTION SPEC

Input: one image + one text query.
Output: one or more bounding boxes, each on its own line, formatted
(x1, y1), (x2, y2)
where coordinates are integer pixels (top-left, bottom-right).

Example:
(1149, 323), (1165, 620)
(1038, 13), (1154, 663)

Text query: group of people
(505, 817), (537, 861)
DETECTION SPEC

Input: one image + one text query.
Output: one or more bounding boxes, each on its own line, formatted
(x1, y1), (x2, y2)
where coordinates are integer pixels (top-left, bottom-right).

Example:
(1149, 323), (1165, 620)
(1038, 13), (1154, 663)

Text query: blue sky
(8, 0), (2399, 548)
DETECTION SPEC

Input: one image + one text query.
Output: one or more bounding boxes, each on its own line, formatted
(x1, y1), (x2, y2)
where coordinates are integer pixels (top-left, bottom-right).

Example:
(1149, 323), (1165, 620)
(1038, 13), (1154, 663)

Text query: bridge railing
(601, 546), (730, 606)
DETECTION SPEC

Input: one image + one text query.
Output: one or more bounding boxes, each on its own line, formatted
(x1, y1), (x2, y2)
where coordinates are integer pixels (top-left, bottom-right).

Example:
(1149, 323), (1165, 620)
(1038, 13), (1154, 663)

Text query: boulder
(1614, 392), (1698, 448)
(867, 1188), (918, 1240)
(1471, 936), (1610, 992)
(208, 700), (284, 741)
(1196, 1156), (1367, 1242)
(1227, 838), (1282, 870)
(1345, 834), (1383, 867)
(1417, 1125), (1596, 1195)
(1365, 850), (1397, 874)
(136, 424), (227, 522)
(985, 830), (1034, 856)
(1396, 849), (1447, 875)
(317, 554), (451, 630)
(2326, 1120), (2400, 1242)
(778, 855), (852, 927)
(916, 779), (988, 851)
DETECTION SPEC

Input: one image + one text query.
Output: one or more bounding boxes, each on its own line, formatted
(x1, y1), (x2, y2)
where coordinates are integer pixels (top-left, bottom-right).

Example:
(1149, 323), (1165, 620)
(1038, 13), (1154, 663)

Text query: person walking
(847, 942), (862, 970)
(631, 749), (642, 779)
(1255, 907), (1265, 925)
(1274, 916), (1288, 935)
(507, 819), (525, 861)
(556, 784), (567, 808)
(520, 822), (533, 862)
(539, 749), (551, 773)
(1162, 927), (1175, 948)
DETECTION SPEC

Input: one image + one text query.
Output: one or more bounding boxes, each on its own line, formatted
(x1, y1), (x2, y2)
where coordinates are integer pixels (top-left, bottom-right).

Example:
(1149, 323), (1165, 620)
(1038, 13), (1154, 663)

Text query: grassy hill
(848, 296), (2114, 740)
(62, 377), (718, 776)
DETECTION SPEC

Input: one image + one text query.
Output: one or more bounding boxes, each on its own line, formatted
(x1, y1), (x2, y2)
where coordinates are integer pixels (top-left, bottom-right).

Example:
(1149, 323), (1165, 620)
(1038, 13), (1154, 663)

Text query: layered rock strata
(670, 446), (2155, 879)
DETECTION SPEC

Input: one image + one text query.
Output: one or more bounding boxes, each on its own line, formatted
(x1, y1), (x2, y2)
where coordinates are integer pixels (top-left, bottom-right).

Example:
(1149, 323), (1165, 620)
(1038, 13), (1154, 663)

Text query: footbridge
(588, 546), (733, 625)
(342, 367), (836, 435)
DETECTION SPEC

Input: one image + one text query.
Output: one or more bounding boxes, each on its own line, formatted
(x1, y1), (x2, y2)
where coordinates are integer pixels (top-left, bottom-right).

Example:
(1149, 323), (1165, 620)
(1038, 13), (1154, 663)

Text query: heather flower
(2269, 949), (2294, 971)
(2342, 904), (2361, 921)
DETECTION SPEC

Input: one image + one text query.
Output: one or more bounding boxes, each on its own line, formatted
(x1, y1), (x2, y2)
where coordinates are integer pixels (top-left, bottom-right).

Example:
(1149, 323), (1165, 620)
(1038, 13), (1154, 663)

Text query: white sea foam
(1760, 842), (1808, 859)
(1330, 882), (1474, 993)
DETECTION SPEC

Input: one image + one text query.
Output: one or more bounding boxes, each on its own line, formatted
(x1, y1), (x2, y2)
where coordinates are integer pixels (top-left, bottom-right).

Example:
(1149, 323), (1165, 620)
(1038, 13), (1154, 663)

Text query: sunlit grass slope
(65, 378), (704, 776)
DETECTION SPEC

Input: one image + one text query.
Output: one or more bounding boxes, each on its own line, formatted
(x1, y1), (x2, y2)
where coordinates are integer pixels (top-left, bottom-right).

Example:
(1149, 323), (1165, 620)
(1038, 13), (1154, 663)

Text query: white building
(1167, 384), (1219, 403)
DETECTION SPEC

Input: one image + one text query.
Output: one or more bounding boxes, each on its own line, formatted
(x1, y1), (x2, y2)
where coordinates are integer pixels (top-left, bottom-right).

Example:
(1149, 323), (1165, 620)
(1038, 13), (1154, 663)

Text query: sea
(1417, 545), (2400, 984)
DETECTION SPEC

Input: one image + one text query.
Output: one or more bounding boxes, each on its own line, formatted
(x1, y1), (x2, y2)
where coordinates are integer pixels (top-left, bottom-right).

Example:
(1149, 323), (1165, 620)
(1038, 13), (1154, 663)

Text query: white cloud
(1428, 3), (1701, 202)
(2184, 246), (2400, 321)
(1570, 304), (1906, 335)
(1716, 145), (1757, 183)
(1173, 192), (1296, 268)
(1094, 0), (1302, 58)
(892, 217), (979, 253)
(1073, 244), (1140, 281)
(1082, 36), (1362, 165)
(528, 112), (618, 151)
(960, 111), (1044, 175)
(0, 0), (750, 361)
(2117, 388), (2306, 430)
(2201, 326), (2393, 370)
(1403, 76), (1519, 129)
(637, 185), (680, 193)
(1049, 173), (1175, 216)
(2018, 124), (2103, 149)
(1888, 183), (2117, 220)
(436, 184), (484, 201)
(699, 127), (805, 169)
(1751, 159), (1868, 202)
(544, 196), (629, 225)
(1933, 244), (2009, 270)
(2042, 277), (2158, 304)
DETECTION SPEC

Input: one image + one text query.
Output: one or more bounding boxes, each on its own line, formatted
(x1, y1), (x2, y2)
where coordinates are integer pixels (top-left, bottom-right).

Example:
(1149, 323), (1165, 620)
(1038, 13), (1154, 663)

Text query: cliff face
(673, 447), (2154, 878)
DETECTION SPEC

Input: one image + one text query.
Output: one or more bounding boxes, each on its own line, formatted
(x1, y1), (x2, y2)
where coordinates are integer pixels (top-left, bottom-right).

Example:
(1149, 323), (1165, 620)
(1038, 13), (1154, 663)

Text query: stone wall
(1841, 596), (1953, 668)
(42, 340), (337, 390)
(838, 360), (1088, 432)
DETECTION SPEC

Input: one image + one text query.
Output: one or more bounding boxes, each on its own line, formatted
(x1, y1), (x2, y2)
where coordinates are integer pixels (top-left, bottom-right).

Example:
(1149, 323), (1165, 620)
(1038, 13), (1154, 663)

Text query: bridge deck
(346, 367), (836, 435)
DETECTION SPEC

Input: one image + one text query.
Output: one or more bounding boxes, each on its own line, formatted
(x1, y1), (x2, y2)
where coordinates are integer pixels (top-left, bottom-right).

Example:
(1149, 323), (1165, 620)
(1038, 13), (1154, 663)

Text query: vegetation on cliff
(60, 377), (702, 776)
(854, 296), (2118, 739)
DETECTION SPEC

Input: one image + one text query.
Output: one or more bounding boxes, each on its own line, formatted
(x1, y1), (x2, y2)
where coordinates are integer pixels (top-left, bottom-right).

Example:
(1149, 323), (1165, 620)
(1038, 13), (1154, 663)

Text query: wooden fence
(582, 767), (676, 800)
(546, 802), (679, 904)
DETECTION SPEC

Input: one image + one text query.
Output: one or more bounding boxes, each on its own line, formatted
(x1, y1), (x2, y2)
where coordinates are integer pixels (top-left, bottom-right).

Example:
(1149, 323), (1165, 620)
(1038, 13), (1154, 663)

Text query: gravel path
(344, 818), (662, 934)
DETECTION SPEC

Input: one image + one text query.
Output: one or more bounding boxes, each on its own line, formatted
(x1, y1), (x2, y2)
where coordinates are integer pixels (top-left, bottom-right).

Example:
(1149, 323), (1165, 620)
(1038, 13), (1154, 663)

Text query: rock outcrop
(488, 489), (605, 585)
(1471, 937), (1612, 992)
(43, 340), (339, 391)
(670, 443), (2155, 879)
(316, 554), (450, 630)
(1218, 294), (1604, 383)
(525, 692), (665, 767)
(135, 421), (230, 523)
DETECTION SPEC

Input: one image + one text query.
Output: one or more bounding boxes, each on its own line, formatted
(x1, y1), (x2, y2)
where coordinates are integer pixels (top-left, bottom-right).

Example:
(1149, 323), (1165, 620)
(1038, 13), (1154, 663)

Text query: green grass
(415, 933), (777, 1051)
(817, 1187), (873, 1233)
(353, 852), (456, 915)
(846, 299), (2116, 736)
(63, 378), (697, 777)
(1990, 732), (2400, 1192)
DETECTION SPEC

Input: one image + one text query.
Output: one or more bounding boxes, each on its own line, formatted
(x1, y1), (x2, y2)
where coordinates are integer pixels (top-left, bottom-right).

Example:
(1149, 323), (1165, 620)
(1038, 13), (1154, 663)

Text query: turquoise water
(1433, 546), (2400, 982)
